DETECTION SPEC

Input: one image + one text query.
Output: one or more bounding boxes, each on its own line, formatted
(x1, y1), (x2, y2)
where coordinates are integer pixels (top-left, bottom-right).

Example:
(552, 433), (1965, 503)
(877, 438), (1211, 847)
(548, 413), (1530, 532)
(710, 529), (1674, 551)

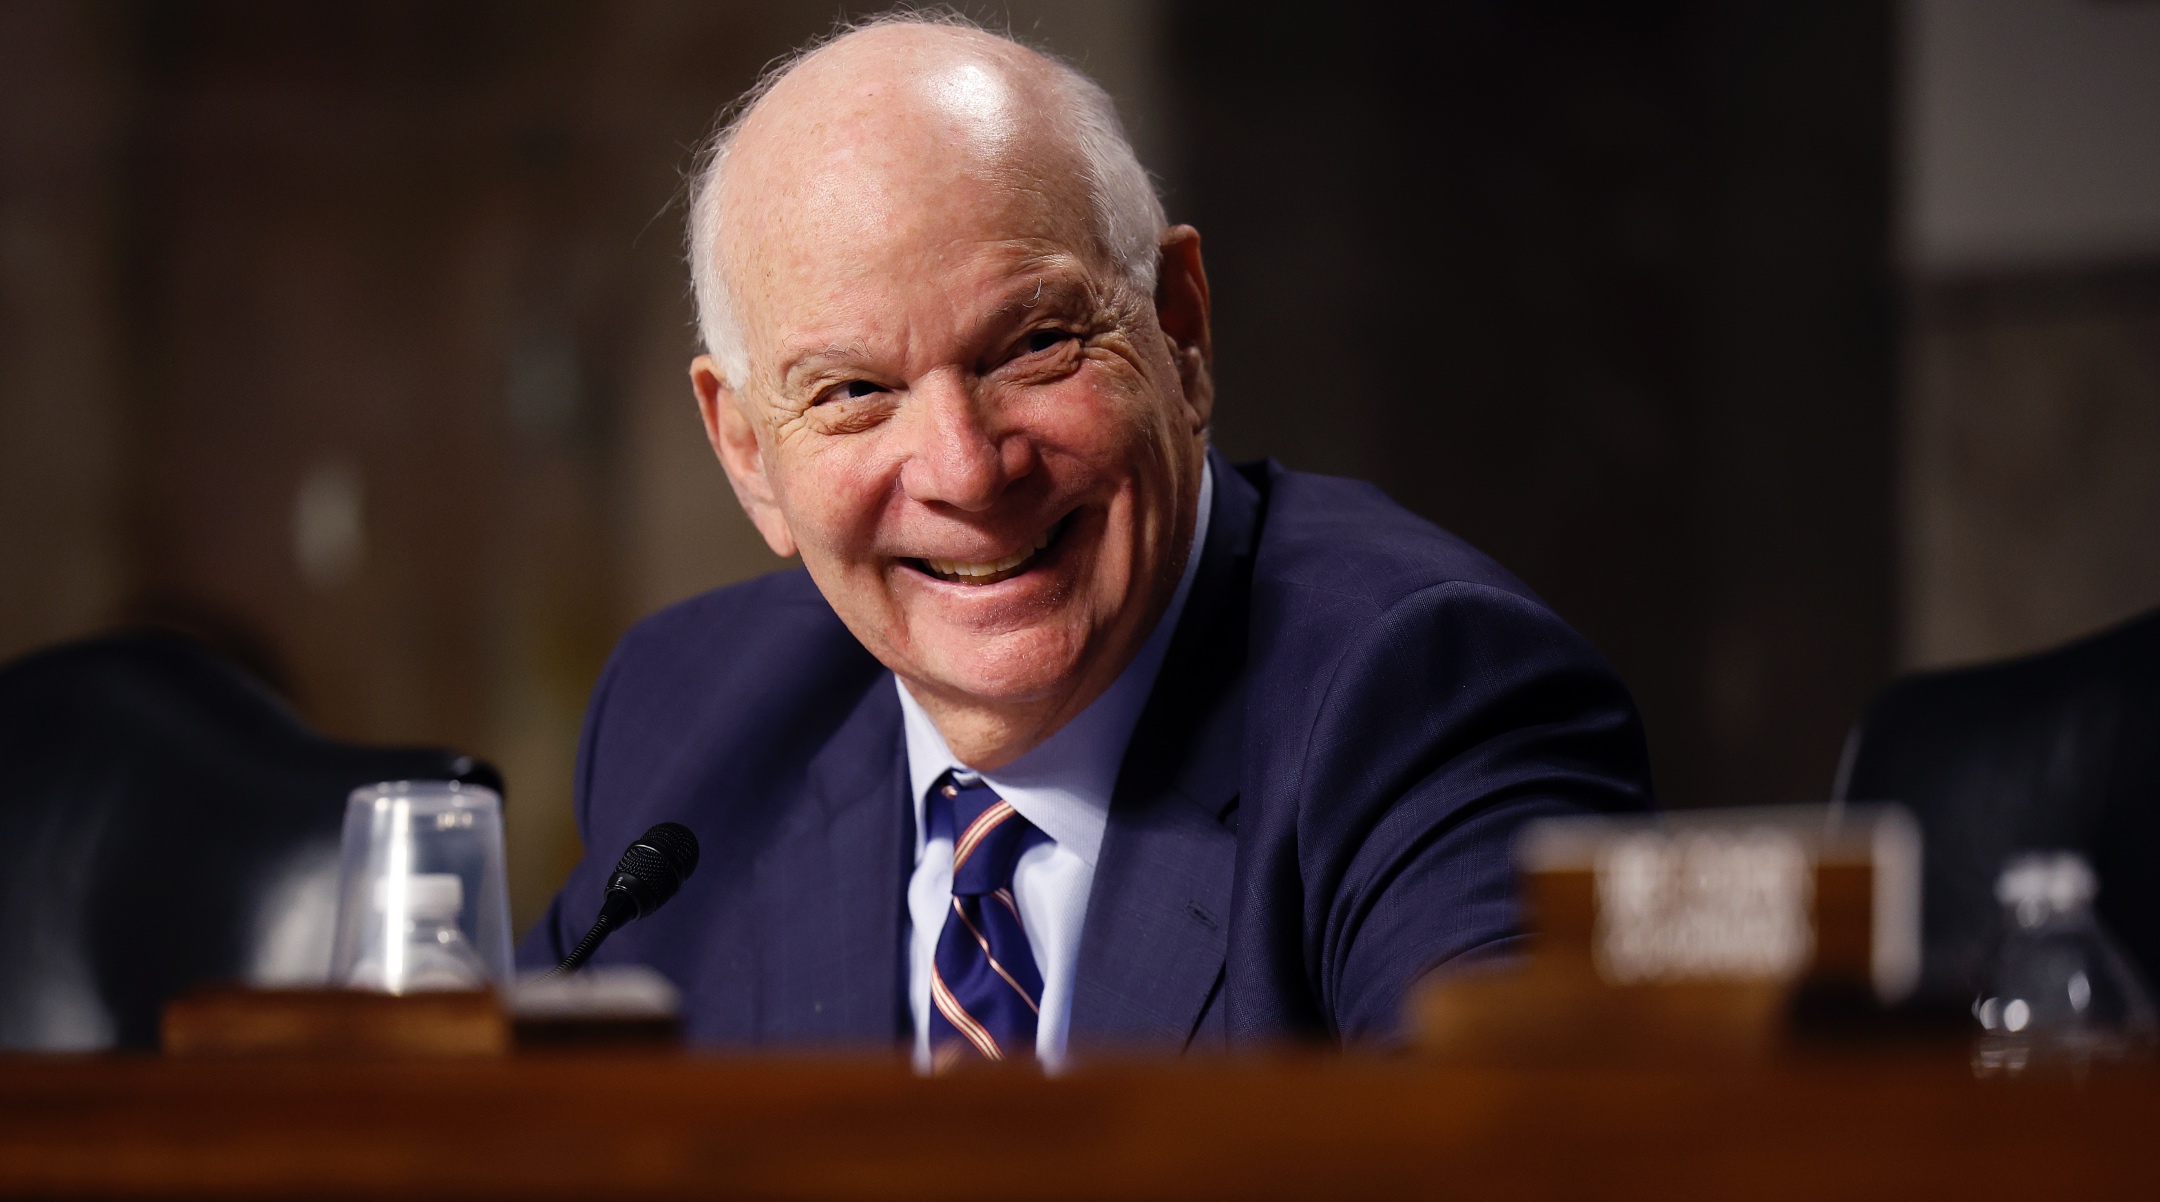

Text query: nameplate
(1518, 804), (1921, 1002)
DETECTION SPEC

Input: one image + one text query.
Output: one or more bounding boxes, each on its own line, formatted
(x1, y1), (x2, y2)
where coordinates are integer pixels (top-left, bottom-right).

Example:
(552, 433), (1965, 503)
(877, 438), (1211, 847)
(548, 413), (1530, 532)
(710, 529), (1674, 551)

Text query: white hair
(684, 12), (1168, 388)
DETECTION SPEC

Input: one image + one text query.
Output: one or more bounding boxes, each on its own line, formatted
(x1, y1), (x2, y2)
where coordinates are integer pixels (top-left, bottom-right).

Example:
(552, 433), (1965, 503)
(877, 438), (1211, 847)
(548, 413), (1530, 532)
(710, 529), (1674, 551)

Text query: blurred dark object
(0, 633), (502, 1051)
(1782, 981), (1971, 1051)
(1834, 608), (2160, 1001)
(115, 594), (299, 704)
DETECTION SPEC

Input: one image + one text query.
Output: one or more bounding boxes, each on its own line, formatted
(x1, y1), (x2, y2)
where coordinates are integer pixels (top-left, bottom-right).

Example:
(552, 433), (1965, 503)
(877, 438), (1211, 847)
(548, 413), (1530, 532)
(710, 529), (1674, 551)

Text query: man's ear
(690, 354), (798, 559)
(1154, 224), (1214, 433)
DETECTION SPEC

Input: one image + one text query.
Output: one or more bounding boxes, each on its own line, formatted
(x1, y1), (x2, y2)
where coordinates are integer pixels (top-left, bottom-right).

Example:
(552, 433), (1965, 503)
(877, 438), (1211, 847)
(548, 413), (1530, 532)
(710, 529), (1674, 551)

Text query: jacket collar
(1069, 448), (1262, 1048)
(752, 676), (911, 1043)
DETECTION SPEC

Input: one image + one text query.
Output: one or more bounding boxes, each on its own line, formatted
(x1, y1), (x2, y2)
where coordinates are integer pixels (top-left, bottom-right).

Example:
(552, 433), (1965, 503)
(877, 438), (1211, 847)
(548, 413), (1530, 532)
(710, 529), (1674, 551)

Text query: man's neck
(905, 690), (1079, 772)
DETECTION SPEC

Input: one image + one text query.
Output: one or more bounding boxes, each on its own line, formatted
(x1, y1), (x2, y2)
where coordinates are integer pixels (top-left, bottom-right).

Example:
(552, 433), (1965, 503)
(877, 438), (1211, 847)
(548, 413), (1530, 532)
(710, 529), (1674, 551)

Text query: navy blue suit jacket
(520, 453), (1652, 1048)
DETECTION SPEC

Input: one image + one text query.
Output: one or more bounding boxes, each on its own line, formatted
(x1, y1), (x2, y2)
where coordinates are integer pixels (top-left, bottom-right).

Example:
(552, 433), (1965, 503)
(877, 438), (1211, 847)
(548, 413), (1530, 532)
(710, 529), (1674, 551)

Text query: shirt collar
(898, 457), (1215, 867)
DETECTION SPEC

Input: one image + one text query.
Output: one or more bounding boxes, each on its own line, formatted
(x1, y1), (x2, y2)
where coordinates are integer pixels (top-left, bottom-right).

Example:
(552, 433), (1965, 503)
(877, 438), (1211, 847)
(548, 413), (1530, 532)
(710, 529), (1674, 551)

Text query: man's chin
(896, 630), (1097, 713)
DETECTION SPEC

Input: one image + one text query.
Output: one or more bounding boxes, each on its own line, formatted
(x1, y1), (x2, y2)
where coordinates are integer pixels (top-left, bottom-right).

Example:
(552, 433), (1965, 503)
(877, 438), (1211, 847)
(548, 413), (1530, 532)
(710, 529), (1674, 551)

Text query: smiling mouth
(912, 518), (1066, 586)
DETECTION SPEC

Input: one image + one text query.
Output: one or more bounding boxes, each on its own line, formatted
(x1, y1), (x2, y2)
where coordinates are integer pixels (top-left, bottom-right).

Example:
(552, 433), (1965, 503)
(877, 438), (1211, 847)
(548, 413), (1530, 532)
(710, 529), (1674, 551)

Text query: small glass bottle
(1973, 852), (2156, 1075)
(344, 873), (490, 993)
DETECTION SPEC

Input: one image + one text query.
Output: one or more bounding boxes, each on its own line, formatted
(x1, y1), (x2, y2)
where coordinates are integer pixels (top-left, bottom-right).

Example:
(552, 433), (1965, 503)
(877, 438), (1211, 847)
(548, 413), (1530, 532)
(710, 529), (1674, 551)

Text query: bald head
(686, 17), (1165, 387)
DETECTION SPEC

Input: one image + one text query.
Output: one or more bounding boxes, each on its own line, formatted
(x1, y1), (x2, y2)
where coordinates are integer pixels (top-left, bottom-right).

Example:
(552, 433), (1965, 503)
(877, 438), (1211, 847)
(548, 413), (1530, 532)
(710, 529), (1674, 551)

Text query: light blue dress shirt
(897, 459), (1214, 1068)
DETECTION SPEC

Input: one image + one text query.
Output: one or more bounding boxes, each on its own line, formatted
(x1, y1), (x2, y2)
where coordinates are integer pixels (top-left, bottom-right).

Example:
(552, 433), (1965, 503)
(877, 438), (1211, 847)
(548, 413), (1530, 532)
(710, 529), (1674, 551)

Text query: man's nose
(897, 372), (1028, 512)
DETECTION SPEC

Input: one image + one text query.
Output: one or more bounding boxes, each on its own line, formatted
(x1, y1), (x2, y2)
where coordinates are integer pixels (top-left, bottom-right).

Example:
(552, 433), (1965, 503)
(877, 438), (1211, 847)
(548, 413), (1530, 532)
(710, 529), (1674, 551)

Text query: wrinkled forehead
(714, 35), (1103, 345)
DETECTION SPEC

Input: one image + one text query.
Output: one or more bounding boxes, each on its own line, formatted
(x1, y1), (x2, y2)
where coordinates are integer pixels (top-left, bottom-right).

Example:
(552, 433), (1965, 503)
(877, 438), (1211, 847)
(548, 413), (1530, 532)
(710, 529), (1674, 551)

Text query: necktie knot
(943, 777), (1044, 897)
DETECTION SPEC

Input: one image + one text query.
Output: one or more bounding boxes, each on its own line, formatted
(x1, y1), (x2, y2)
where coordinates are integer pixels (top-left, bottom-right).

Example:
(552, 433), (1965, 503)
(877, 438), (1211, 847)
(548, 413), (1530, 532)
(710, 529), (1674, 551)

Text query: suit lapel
(753, 677), (911, 1043)
(1071, 452), (1261, 1049)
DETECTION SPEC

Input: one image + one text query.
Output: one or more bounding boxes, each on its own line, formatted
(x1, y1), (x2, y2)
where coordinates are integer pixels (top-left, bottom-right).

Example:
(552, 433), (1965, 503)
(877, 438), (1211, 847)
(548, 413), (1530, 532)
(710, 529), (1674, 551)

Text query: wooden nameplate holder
(1412, 805), (1923, 1064)
(163, 967), (683, 1056)
(163, 988), (509, 1057)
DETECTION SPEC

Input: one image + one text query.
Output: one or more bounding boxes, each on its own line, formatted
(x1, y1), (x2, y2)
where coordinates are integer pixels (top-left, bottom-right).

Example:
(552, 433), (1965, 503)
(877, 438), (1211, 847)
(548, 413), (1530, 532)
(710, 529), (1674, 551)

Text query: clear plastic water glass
(1973, 851), (2156, 1075)
(328, 780), (513, 993)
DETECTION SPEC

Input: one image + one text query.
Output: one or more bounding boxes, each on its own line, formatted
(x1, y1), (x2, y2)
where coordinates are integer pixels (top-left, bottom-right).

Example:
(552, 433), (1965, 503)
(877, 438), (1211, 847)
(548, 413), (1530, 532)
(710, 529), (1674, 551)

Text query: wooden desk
(1, 1050), (2153, 1200)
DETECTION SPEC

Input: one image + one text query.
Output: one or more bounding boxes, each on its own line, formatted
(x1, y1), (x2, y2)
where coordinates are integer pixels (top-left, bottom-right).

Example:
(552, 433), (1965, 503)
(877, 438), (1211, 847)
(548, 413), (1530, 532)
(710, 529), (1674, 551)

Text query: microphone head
(635, 821), (699, 878)
(605, 822), (701, 920)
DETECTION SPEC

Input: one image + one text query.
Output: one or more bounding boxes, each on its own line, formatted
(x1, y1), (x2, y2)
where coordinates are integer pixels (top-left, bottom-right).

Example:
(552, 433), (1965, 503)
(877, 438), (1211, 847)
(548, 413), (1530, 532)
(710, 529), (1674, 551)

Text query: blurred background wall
(0, 0), (2151, 935)
(1898, 0), (2160, 673)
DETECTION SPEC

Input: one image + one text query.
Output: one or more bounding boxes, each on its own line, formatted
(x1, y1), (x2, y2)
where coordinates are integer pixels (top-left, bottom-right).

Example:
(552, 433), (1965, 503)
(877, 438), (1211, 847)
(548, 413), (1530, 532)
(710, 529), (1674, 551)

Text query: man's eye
(824, 379), (887, 403)
(1023, 328), (1074, 354)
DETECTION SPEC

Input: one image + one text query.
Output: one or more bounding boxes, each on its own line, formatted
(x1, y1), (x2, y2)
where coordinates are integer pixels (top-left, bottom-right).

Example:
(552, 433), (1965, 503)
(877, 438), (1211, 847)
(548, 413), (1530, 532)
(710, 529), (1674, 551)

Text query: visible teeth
(923, 527), (1055, 581)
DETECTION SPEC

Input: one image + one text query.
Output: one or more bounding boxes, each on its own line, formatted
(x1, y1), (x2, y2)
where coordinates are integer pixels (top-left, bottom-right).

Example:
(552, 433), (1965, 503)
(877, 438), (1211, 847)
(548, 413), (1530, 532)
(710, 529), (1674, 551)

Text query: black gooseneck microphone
(552, 822), (700, 975)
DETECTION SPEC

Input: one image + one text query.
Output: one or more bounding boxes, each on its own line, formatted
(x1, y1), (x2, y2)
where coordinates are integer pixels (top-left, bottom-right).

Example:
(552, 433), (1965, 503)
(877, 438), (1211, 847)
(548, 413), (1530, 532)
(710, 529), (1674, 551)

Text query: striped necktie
(928, 774), (1048, 1065)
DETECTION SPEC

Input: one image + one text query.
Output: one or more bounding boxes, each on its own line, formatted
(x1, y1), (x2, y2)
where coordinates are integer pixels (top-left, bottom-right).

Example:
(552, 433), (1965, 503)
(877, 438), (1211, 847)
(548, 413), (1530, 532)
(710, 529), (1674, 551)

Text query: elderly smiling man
(521, 16), (1652, 1064)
